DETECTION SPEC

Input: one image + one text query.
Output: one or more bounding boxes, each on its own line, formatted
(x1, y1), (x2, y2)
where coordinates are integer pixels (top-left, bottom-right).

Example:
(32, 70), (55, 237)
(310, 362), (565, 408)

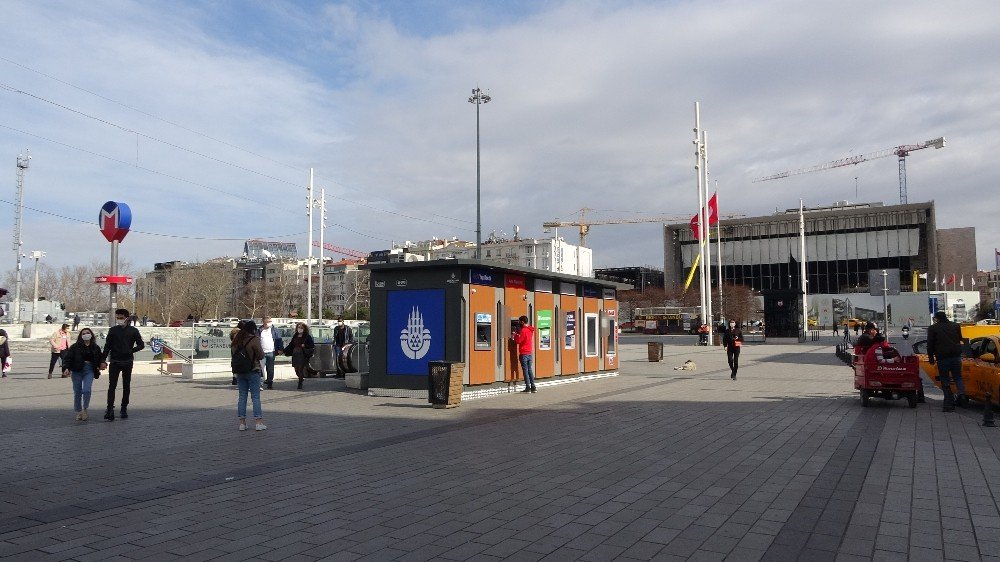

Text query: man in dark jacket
(927, 310), (966, 411)
(101, 308), (145, 421)
(333, 318), (354, 377)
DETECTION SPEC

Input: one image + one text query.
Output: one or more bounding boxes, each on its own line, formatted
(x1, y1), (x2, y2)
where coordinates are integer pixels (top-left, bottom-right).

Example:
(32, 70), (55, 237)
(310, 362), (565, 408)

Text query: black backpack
(231, 340), (255, 374)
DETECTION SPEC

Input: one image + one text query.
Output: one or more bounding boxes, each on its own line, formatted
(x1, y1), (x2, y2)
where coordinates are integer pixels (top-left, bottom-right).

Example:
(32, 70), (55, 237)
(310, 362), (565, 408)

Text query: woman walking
(231, 320), (266, 431)
(63, 327), (103, 421)
(0, 328), (11, 378)
(283, 322), (315, 390)
(722, 320), (744, 380)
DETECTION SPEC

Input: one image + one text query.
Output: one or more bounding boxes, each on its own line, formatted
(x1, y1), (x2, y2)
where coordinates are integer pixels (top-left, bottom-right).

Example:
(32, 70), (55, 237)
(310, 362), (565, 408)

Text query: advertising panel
(387, 289), (445, 375)
(537, 310), (552, 350)
(565, 311), (576, 349)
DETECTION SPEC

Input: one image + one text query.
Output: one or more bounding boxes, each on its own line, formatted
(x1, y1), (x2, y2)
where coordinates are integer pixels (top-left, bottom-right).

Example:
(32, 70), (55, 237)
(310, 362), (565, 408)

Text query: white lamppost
(29, 250), (44, 323)
(468, 87), (491, 260)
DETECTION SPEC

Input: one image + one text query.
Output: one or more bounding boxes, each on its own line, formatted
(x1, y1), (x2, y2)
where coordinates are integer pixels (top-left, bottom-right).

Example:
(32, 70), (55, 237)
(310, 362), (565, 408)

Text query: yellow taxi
(842, 318), (866, 329)
(912, 335), (1000, 403)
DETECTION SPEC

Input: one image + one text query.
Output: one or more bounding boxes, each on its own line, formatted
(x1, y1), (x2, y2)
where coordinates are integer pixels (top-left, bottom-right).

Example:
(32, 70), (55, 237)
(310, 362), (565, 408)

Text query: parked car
(912, 335), (1000, 404)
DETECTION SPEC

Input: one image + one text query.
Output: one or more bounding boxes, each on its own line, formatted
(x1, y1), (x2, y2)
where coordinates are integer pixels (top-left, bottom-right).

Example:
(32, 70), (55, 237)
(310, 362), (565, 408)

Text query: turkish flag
(945, 273), (956, 285)
(690, 192), (720, 240)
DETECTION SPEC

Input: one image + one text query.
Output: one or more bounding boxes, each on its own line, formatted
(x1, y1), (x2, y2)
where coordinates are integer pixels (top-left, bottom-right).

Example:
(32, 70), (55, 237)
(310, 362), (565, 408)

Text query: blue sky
(2, 0), (999, 277)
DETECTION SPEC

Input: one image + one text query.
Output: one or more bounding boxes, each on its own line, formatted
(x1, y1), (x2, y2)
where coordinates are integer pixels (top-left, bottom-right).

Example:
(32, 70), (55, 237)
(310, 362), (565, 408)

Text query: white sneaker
(238, 422), (247, 431)
(255, 422), (267, 431)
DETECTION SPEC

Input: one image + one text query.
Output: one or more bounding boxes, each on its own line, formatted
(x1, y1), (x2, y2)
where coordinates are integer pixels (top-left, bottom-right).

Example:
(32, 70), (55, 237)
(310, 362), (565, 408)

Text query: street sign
(94, 275), (133, 285)
(99, 201), (132, 242)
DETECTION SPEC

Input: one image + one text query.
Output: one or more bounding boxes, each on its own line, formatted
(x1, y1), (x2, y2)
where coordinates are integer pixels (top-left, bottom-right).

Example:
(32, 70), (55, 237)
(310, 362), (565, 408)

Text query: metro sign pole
(98, 201), (133, 325)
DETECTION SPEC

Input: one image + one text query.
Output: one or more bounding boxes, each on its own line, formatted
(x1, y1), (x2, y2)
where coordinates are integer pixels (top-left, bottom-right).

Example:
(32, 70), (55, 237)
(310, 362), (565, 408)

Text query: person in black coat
(283, 323), (316, 390)
(0, 328), (10, 378)
(63, 327), (104, 421)
(721, 320), (744, 380)
(100, 308), (145, 421)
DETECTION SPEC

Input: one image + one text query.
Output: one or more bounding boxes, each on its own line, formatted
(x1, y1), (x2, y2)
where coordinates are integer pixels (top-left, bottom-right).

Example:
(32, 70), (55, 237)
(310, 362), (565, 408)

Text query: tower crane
(311, 241), (367, 260)
(753, 136), (945, 204)
(542, 207), (743, 247)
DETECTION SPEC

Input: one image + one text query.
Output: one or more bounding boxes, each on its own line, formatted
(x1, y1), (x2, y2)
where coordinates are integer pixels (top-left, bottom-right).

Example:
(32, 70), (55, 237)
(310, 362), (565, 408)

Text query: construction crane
(311, 241), (367, 260)
(753, 136), (945, 204)
(542, 207), (742, 247)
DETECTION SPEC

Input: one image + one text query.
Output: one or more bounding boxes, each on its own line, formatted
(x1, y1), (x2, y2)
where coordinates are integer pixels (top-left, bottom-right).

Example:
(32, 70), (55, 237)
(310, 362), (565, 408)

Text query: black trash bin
(428, 361), (464, 409)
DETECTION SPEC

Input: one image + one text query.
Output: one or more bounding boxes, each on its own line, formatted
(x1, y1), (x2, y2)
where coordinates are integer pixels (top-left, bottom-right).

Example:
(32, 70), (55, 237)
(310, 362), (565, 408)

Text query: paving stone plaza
(1, 336), (998, 561)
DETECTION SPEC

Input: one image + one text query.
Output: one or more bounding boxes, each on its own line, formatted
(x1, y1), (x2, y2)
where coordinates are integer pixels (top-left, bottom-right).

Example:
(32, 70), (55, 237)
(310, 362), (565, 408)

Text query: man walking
(101, 309), (145, 421)
(258, 316), (283, 390)
(333, 318), (354, 378)
(512, 315), (536, 393)
(48, 323), (71, 379)
(927, 310), (967, 411)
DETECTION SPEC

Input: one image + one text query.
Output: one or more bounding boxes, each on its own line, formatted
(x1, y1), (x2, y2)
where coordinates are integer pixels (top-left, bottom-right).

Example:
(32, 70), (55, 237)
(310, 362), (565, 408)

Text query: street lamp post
(30, 250), (44, 323)
(468, 87), (491, 260)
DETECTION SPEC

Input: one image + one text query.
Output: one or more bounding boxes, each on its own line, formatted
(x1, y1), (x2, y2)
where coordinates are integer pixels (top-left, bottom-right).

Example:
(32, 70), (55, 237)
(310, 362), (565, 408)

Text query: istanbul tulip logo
(400, 306), (432, 360)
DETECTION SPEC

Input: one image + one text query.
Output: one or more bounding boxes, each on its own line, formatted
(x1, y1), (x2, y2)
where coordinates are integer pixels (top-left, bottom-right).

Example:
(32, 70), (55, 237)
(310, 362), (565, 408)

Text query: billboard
(387, 289), (445, 376)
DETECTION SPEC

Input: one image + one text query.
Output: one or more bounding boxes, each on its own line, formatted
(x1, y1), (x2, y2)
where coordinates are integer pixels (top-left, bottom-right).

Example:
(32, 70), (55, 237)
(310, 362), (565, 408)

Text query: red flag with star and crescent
(690, 192), (719, 240)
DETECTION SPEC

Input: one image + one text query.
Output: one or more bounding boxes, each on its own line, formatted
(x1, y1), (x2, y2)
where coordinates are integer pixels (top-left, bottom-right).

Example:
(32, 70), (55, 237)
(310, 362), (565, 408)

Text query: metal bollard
(983, 392), (997, 427)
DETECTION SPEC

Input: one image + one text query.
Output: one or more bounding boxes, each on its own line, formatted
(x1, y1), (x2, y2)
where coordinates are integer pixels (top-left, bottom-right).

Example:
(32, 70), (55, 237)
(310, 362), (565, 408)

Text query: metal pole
(702, 130), (713, 344)
(800, 200), (808, 338)
(716, 184), (723, 320)
(307, 168), (314, 325)
(30, 252), (41, 323)
(694, 103), (707, 329)
(318, 187), (325, 323)
(110, 241), (119, 325)
(882, 269), (889, 327)
(468, 88), (490, 260)
(13, 152), (30, 323)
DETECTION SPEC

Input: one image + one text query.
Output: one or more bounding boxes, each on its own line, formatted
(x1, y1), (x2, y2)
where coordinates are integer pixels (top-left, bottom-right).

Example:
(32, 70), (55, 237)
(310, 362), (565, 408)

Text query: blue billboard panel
(387, 289), (445, 375)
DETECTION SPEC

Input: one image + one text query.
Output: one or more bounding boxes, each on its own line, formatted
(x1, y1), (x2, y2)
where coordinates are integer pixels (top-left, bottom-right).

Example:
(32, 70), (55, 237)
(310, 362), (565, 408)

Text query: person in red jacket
(512, 315), (536, 393)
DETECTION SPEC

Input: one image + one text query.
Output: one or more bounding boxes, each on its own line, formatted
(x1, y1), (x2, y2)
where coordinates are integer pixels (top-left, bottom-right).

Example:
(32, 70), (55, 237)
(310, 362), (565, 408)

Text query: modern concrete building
(662, 201), (978, 335)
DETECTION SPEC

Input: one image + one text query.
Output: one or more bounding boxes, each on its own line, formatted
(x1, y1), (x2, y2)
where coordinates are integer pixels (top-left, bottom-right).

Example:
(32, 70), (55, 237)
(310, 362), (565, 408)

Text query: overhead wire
(0, 56), (475, 226)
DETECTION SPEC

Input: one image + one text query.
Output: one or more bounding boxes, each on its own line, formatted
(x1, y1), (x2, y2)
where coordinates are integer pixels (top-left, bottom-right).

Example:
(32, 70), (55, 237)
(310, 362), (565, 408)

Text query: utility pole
(30, 250), (44, 323)
(306, 169), (314, 325)
(317, 188), (326, 323)
(13, 151), (30, 323)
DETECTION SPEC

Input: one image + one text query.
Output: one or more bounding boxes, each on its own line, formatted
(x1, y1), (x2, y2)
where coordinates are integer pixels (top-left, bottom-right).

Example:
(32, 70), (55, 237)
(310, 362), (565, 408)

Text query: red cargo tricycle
(853, 354), (920, 408)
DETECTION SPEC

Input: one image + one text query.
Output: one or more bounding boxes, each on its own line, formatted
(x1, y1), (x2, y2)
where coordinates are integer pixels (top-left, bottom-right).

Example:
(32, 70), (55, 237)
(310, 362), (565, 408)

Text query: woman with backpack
(62, 327), (104, 421)
(231, 320), (266, 431)
(283, 322), (315, 390)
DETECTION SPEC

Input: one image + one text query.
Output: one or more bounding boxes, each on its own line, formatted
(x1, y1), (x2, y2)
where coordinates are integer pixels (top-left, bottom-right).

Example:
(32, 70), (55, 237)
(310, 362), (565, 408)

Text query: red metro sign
(99, 201), (132, 243)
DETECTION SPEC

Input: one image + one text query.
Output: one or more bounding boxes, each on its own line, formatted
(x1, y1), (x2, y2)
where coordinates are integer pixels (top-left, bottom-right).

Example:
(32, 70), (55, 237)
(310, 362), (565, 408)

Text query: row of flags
(920, 272), (969, 290)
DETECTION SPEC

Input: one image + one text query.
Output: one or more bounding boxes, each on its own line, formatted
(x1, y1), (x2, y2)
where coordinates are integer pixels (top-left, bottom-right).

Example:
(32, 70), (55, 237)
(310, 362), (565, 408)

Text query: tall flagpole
(307, 168), (314, 325)
(701, 130), (714, 344)
(800, 199), (808, 338)
(716, 183), (723, 320)
(694, 103), (707, 330)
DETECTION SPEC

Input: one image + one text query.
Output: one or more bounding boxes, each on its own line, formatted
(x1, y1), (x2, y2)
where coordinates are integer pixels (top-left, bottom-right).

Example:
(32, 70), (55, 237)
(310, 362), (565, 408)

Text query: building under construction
(662, 200), (978, 335)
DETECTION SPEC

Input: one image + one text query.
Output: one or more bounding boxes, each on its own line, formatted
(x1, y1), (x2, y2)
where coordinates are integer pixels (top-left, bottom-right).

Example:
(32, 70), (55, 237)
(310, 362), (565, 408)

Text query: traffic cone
(983, 392), (997, 428)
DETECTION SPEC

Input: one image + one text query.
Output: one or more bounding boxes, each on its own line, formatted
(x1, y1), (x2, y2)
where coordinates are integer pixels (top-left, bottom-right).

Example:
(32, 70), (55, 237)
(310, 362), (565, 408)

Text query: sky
(2, 0), (999, 278)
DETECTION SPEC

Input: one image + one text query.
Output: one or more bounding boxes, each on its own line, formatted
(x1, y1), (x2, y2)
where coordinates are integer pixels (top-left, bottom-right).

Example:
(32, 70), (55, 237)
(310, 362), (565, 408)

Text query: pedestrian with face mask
(258, 316), (284, 390)
(0, 328), (11, 378)
(64, 327), (103, 421)
(283, 322), (315, 390)
(722, 319), (744, 380)
(100, 308), (145, 421)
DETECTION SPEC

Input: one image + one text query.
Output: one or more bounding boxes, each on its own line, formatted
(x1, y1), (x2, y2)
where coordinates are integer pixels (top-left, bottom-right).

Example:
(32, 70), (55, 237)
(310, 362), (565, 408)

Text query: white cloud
(1, 0), (999, 278)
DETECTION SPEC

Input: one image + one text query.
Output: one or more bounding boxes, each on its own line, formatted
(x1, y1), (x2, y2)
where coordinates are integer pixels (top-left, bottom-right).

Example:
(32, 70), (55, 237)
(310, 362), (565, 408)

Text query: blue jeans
(72, 365), (95, 412)
(262, 352), (275, 385)
(236, 371), (263, 419)
(519, 354), (535, 389)
(936, 356), (965, 400)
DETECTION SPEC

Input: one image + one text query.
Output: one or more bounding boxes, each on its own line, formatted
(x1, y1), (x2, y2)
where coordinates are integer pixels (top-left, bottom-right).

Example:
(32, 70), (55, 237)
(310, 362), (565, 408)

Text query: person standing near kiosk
(512, 315), (536, 393)
(101, 308), (145, 421)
